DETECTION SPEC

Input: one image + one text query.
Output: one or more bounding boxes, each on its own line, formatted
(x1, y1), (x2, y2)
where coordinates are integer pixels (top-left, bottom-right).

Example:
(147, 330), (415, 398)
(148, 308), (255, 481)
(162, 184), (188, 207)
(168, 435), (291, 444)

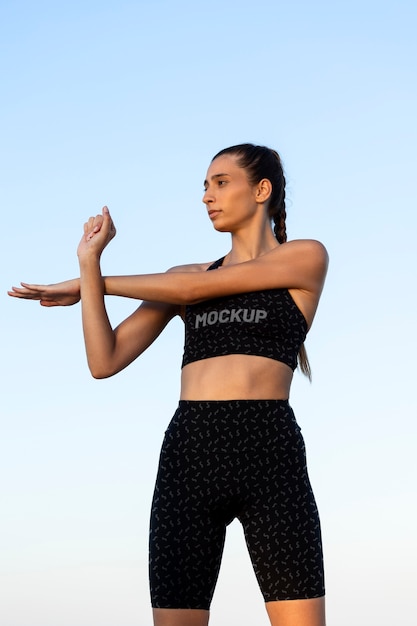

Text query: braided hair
(211, 143), (311, 379)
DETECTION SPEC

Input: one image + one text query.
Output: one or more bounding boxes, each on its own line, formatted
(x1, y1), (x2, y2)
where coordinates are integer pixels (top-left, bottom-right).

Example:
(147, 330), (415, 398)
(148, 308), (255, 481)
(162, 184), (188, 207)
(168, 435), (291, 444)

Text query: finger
(9, 283), (38, 294)
(17, 283), (50, 299)
(20, 282), (43, 289)
(102, 206), (116, 236)
(102, 206), (112, 225)
(92, 216), (103, 232)
(86, 216), (95, 233)
(85, 216), (97, 236)
(19, 282), (47, 294)
(7, 289), (24, 298)
(86, 225), (101, 241)
(85, 213), (104, 240)
(7, 288), (40, 300)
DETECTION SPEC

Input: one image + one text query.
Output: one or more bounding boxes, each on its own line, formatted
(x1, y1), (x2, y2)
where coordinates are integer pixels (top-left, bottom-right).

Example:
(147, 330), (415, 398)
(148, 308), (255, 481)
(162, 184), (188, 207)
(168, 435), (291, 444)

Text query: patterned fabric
(181, 257), (307, 370)
(149, 400), (325, 609)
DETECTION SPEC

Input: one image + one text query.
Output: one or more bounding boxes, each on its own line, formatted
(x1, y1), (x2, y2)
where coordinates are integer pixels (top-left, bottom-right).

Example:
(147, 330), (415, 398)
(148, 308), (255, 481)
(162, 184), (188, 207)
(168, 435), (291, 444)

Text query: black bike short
(149, 400), (325, 609)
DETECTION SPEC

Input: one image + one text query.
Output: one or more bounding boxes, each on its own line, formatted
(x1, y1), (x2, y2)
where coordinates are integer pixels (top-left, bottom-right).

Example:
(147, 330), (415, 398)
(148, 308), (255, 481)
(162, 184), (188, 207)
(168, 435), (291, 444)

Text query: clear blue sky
(2, 1), (416, 624)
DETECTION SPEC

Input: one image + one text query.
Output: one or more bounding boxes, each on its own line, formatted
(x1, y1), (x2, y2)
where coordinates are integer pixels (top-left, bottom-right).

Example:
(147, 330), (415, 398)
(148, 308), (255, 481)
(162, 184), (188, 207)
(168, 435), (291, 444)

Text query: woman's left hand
(8, 278), (81, 307)
(77, 206), (116, 260)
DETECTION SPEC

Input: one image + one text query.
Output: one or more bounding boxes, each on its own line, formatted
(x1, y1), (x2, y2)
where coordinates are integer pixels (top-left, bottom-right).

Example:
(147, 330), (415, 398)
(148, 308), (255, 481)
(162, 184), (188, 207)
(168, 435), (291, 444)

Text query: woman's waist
(180, 354), (293, 401)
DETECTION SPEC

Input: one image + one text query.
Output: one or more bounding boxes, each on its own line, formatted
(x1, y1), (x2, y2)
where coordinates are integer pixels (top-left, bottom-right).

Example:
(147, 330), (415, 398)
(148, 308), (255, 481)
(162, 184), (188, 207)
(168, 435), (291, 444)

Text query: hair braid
(271, 156), (287, 244)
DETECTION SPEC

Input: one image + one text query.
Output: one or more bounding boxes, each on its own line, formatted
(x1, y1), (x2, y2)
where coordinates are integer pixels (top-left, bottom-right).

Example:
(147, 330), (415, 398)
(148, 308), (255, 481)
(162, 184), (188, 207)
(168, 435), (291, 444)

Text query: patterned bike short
(149, 399), (325, 609)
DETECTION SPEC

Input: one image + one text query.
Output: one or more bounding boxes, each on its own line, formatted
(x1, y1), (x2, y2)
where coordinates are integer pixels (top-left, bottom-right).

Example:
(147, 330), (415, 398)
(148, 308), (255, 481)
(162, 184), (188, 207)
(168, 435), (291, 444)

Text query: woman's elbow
(88, 360), (117, 379)
(90, 370), (110, 380)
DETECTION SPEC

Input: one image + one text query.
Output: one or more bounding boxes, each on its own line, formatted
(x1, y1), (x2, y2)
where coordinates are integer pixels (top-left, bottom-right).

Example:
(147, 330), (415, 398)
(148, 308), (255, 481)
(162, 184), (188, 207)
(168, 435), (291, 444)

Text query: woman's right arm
(86, 298), (179, 378)
(77, 210), (183, 377)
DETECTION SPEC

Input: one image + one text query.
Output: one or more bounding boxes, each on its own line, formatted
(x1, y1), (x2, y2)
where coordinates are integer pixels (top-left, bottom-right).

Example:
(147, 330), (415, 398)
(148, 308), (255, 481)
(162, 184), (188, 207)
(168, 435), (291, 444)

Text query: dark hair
(212, 143), (287, 243)
(212, 143), (311, 379)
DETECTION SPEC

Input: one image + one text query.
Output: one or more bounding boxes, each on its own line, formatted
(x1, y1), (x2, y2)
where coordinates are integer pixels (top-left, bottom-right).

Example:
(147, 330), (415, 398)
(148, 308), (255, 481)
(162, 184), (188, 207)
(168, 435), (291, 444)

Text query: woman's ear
(255, 178), (272, 203)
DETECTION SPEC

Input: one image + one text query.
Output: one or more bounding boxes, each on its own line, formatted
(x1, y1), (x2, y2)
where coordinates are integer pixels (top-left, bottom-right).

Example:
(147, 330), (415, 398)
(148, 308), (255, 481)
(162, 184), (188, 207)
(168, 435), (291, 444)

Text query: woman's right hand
(7, 278), (81, 307)
(77, 206), (116, 262)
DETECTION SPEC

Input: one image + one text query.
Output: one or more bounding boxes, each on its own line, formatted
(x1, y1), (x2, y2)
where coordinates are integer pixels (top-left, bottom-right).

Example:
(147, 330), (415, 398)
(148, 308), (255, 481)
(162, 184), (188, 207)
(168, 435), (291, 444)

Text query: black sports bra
(181, 257), (307, 370)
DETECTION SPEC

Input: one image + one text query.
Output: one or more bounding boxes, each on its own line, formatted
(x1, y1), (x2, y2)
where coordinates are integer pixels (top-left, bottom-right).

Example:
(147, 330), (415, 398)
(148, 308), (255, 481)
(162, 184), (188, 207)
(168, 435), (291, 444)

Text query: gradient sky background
(1, 1), (416, 624)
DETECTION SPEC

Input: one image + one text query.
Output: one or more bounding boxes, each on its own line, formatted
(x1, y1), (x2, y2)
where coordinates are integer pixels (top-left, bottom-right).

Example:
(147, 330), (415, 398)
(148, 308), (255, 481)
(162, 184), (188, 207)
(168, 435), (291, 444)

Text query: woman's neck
(226, 224), (279, 264)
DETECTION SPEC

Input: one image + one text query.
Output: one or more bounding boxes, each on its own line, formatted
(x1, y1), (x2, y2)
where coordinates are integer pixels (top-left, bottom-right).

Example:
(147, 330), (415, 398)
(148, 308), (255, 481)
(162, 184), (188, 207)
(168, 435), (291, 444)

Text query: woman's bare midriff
(180, 354), (293, 401)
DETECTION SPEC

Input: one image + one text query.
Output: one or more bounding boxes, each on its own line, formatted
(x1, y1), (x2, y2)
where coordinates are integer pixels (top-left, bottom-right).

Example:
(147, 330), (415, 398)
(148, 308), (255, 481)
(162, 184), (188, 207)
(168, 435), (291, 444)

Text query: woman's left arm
(104, 240), (329, 305)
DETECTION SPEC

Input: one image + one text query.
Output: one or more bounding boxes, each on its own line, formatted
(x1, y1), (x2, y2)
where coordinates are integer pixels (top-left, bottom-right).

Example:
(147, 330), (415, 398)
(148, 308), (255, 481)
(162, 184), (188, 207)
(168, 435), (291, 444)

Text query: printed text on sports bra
(194, 308), (268, 328)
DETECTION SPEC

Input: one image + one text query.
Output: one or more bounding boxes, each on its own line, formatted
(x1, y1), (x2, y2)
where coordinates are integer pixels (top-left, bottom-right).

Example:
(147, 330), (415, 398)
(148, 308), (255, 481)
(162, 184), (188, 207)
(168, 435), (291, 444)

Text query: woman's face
(202, 155), (260, 232)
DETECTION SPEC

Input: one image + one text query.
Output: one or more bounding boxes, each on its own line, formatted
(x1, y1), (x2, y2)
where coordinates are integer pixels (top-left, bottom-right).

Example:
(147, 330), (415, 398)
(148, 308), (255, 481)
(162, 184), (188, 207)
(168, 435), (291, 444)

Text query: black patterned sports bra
(181, 257), (307, 370)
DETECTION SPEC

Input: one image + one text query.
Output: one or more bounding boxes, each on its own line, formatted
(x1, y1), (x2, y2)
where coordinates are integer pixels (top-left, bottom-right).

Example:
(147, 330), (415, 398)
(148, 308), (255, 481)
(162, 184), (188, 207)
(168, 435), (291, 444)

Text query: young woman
(9, 144), (329, 626)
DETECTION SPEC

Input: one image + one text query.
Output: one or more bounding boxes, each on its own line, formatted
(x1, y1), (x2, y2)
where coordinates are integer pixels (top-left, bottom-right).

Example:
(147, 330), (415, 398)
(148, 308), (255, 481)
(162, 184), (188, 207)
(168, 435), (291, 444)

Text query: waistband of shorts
(178, 399), (290, 408)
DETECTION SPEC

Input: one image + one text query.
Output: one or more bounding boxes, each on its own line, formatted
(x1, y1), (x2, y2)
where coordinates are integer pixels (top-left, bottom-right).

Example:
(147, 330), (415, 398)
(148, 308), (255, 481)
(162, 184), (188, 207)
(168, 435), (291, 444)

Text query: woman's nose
(202, 188), (213, 204)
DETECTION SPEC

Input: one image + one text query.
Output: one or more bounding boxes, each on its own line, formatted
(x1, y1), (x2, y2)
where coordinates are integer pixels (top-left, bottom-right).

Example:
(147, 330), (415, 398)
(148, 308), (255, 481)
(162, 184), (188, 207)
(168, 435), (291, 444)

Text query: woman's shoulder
(260, 240), (328, 289)
(270, 239), (329, 266)
(281, 239), (328, 255)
